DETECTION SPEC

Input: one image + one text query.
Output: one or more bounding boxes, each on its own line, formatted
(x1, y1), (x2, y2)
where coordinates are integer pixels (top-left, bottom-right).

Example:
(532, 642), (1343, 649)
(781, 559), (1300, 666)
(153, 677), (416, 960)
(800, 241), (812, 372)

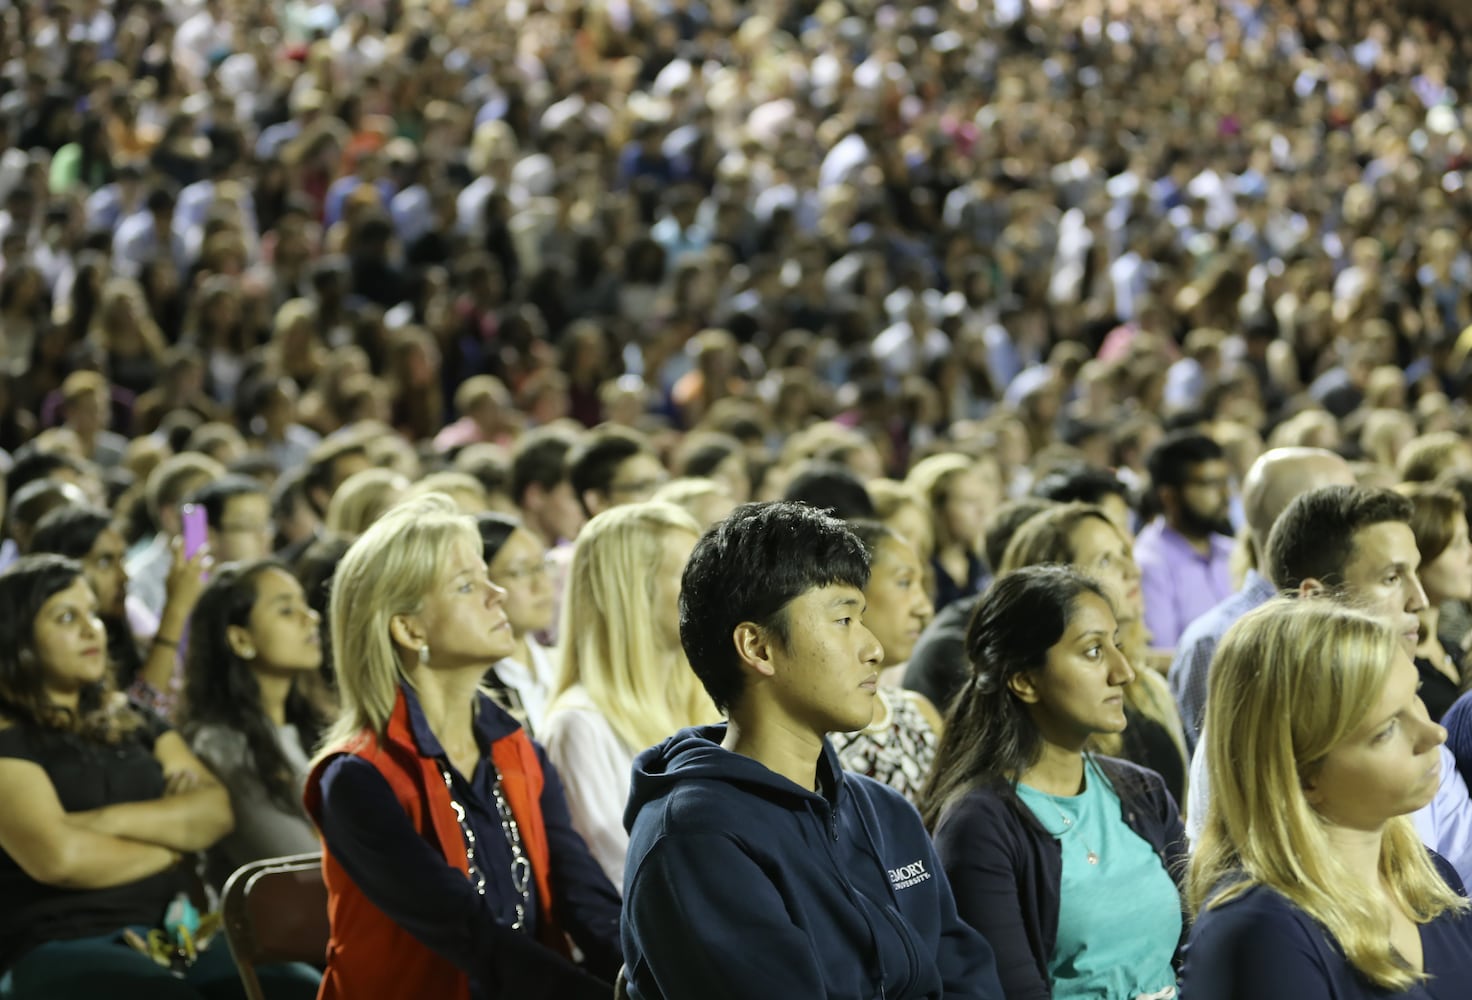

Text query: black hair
(1145, 430), (1225, 493)
(781, 461), (877, 519)
(679, 501), (870, 713)
(511, 427), (576, 504)
(30, 504), (111, 560)
(1032, 463), (1130, 508)
(184, 473), (267, 530)
(568, 427), (649, 515)
(181, 560), (326, 813)
(10, 478), (87, 551)
(1266, 485), (1414, 592)
(476, 512), (521, 565)
(919, 566), (1107, 830)
(0, 554), (134, 740)
(6, 446), (90, 500)
(292, 532), (353, 685)
(983, 499), (1056, 575)
(676, 432), (744, 480)
(847, 519), (901, 558)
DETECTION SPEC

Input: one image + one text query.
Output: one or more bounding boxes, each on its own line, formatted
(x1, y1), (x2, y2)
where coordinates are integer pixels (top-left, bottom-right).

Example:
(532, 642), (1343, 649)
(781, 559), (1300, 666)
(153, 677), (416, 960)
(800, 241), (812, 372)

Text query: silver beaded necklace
(440, 763), (534, 930)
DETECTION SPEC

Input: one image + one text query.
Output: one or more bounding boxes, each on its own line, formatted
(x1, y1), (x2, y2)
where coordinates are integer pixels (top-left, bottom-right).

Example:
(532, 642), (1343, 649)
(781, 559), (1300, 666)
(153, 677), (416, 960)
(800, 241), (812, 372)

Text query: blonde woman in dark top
(1183, 600), (1472, 999)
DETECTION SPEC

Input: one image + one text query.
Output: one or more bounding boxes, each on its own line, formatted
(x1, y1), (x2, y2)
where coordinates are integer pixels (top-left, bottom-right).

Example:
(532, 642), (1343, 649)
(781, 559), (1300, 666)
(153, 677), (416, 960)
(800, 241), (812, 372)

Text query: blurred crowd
(6, 0), (1472, 997)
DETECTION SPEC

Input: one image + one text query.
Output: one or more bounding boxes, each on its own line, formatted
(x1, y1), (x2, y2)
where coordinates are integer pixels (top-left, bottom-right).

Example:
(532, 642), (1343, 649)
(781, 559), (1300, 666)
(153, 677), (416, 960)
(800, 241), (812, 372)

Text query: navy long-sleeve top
(1180, 854), (1472, 999)
(315, 684), (621, 999)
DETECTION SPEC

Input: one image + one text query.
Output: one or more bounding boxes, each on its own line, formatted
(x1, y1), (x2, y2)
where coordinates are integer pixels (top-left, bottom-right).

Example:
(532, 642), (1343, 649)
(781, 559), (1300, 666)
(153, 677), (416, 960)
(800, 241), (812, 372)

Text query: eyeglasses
(495, 559), (551, 583)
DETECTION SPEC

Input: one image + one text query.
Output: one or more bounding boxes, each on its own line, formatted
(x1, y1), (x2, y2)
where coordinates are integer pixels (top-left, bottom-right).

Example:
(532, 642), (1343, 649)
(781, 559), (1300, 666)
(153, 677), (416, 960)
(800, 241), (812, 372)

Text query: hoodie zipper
(814, 789), (888, 1000)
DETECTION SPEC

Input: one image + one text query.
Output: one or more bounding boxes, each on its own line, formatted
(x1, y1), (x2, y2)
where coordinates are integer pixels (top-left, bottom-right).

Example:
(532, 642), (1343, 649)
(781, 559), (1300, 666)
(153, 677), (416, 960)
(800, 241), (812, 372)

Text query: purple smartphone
(181, 503), (208, 558)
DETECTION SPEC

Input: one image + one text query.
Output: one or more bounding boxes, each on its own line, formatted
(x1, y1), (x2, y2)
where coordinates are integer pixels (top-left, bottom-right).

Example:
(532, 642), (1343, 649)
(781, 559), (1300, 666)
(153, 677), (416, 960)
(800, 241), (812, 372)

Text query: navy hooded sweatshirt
(621, 724), (1005, 1000)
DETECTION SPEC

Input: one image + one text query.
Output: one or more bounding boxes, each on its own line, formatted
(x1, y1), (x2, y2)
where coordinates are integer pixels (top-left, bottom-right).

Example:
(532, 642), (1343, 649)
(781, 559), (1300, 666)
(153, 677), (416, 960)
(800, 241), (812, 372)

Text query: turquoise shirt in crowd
(1016, 757), (1180, 1000)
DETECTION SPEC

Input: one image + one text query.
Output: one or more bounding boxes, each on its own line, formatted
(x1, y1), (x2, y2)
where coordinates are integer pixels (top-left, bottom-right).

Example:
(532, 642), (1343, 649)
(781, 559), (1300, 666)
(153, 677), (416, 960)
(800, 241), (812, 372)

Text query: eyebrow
(831, 597), (863, 610)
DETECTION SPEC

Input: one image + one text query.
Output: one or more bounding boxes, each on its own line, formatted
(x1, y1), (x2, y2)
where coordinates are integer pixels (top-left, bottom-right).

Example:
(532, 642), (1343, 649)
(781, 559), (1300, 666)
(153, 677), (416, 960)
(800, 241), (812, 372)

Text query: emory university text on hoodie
(620, 724), (1005, 1000)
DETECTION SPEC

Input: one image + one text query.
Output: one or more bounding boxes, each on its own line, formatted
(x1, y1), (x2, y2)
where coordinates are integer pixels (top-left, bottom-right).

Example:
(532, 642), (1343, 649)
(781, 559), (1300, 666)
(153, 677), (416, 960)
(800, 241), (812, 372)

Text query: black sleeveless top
(0, 709), (186, 971)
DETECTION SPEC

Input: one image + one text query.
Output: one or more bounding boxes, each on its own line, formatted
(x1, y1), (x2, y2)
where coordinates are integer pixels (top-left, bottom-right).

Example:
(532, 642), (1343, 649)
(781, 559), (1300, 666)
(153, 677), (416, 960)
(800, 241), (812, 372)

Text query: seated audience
(999, 503), (1189, 802)
(923, 566), (1186, 1000)
(305, 495), (621, 1000)
(1398, 483), (1472, 722)
(0, 555), (317, 999)
(832, 520), (942, 802)
(476, 513), (559, 736)
(542, 501), (713, 888)
(622, 501), (1005, 999)
(182, 561), (328, 889)
(1183, 599), (1472, 999)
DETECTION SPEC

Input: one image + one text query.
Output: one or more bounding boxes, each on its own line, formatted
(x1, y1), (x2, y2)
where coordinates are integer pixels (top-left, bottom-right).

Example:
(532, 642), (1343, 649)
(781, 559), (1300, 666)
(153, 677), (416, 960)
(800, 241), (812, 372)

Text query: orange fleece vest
(303, 690), (569, 1000)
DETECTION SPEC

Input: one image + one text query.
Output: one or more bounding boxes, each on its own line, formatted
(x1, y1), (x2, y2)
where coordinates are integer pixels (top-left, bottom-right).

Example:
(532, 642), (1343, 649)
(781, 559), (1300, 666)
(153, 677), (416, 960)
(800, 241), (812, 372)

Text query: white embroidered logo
(887, 860), (932, 890)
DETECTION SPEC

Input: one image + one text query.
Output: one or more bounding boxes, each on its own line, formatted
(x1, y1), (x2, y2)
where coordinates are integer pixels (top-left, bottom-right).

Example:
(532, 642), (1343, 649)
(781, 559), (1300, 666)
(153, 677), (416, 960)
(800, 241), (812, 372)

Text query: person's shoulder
(1191, 882), (1326, 954)
(932, 782), (1017, 834)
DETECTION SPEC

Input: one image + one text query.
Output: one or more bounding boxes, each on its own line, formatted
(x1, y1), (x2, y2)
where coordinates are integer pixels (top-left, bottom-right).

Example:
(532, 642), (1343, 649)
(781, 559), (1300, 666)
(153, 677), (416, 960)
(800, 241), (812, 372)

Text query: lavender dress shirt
(1133, 517), (1236, 651)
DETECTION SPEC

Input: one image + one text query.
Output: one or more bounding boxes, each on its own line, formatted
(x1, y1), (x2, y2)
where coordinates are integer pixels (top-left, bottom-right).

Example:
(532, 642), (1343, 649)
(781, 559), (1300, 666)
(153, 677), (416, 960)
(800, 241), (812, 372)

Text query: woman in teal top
(921, 566), (1188, 1000)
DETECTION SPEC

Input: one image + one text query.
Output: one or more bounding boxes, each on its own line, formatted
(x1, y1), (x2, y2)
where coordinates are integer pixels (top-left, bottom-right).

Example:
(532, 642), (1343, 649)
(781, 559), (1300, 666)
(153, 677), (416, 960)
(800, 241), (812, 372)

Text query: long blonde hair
(1190, 599), (1466, 990)
(313, 494), (481, 761)
(552, 502), (715, 752)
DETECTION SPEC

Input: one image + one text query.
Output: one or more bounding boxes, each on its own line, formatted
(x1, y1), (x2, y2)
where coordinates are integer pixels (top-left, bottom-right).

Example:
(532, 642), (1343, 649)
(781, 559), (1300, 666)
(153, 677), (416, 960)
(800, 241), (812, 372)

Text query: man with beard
(1134, 430), (1237, 652)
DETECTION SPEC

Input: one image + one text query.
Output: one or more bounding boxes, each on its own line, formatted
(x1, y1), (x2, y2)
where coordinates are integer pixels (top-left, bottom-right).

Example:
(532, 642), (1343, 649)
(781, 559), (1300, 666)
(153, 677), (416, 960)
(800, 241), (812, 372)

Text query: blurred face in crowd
(1330, 522), (1428, 659)
(211, 492), (274, 563)
(487, 528), (555, 638)
(1067, 516), (1142, 619)
(861, 536), (933, 667)
(1170, 459), (1234, 540)
(233, 569), (322, 674)
(1420, 515), (1472, 605)
(81, 527), (129, 620)
(33, 578), (108, 701)
(942, 467), (998, 553)
(601, 453), (669, 512)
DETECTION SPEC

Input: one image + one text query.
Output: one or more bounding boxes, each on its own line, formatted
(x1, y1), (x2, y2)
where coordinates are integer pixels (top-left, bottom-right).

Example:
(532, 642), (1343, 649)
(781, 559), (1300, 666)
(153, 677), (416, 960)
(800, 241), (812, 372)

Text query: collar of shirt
(399, 681), (520, 761)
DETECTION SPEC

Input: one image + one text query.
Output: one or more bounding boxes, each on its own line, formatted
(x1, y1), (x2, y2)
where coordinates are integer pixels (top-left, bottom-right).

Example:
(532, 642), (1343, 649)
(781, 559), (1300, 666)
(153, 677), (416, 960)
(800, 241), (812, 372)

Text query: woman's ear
(388, 614), (425, 658)
(225, 624), (256, 660)
(1007, 670), (1041, 705)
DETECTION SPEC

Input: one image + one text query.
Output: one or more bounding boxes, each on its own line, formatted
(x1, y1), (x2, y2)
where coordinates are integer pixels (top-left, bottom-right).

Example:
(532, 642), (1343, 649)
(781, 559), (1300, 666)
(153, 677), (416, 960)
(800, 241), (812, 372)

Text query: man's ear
(1007, 671), (1040, 705)
(733, 621), (777, 679)
(1299, 578), (1328, 599)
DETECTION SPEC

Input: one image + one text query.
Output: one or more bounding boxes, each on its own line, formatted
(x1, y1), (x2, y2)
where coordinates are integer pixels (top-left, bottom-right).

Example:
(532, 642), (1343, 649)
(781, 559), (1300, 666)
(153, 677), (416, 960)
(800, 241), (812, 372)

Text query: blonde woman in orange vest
(304, 494), (620, 1000)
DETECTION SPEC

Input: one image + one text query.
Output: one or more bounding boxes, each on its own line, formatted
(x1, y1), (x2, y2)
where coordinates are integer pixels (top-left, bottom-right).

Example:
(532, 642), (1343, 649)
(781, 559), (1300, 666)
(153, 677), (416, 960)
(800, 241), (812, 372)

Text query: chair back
(221, 852), (330, 1000)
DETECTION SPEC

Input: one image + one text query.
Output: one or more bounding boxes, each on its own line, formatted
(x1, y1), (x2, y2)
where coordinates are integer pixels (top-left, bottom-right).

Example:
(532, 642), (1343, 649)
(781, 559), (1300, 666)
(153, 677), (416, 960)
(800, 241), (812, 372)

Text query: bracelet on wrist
(154, 635), (180, 648)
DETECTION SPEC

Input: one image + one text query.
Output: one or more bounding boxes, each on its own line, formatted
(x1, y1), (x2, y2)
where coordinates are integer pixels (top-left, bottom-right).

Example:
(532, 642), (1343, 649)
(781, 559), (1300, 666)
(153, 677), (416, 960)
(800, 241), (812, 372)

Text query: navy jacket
(932, 756), (1188, 1000)
(1180, 854), (1472, 999)
(621, 724), (1005, 1000)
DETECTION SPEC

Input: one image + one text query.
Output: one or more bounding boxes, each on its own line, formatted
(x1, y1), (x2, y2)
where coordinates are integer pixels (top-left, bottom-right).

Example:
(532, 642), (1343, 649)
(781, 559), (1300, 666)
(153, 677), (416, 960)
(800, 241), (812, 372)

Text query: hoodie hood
(624, 723), (844, 834)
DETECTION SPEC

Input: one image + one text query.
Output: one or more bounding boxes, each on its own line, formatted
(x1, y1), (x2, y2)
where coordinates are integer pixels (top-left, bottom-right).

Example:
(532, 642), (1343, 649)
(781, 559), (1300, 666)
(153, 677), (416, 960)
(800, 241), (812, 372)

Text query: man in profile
(620, 501), (1003, 1000)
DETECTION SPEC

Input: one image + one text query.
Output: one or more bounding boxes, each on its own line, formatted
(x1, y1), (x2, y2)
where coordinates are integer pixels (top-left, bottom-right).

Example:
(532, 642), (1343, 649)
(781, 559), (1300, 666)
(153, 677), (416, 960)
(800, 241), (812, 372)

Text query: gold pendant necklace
(1048, 802), (1100, 865)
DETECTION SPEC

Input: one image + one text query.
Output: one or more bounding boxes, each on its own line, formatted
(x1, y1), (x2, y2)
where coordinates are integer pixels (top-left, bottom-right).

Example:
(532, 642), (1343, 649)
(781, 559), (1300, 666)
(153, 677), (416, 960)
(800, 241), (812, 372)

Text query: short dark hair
(1266, 485), (1413, 591)
(6, 446), (91, 500)
(476, 512), (521, 565)
(680, 502), (870, 713)
(983, 499), (1056, 574)
(1146, 430), (1225, 493)
(30, 505), (111, 560)
(568, 427), (650, 514)
(511, 427), (576, 505)
(781, 461), (876, 519)
(1031, 463), (1130, 508)
(185, 474), (267, 530)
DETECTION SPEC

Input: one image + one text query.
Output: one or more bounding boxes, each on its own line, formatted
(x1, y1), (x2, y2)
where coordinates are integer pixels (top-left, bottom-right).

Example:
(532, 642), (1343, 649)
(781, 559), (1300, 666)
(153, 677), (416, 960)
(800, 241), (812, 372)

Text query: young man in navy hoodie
(620, 501), (1004, 999)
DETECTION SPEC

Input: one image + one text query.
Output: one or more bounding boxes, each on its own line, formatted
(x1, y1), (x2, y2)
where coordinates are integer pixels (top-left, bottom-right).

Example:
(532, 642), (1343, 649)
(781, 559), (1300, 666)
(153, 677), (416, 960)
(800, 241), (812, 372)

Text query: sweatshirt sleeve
(923, 833), (1007, 1000)
(933, 796), (1051, 1000)
(1178, 893), (1336, 1000)
(316, 755), (609, 1000)
(623, 830), (826, 999)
